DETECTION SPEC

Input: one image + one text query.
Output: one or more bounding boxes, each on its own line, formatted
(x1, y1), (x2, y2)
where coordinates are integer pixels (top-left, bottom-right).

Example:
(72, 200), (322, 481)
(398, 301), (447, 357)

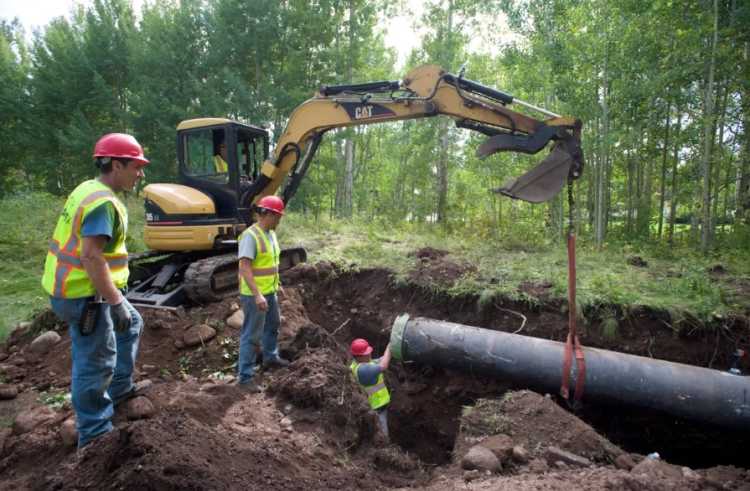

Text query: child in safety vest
(349, 338), (391, 440)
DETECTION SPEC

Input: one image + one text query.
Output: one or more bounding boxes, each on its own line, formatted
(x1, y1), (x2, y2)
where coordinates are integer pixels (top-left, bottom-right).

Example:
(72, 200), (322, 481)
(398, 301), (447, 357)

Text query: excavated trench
(292, 266), (750, 470)
(2, 258), (749, 489)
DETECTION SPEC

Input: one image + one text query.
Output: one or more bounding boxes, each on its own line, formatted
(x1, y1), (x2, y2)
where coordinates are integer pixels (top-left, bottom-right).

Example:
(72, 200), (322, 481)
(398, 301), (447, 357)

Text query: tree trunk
(658, 102), (671, 239)
(700, 0), (719, 252)
(668, 109), (682, 246)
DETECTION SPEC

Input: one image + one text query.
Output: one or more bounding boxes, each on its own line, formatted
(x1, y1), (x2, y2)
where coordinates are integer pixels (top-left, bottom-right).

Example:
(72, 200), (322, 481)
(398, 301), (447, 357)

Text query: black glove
(110, 301), (132, 332)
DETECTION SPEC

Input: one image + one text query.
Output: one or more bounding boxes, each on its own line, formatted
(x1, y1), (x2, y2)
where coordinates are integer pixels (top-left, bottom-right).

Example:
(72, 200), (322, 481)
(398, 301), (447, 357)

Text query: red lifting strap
(560, 231), (586, 402)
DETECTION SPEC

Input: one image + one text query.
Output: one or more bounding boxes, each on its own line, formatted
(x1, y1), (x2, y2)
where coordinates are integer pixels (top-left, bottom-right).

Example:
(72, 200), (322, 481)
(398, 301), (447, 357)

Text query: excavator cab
(128, 118), (305, 309)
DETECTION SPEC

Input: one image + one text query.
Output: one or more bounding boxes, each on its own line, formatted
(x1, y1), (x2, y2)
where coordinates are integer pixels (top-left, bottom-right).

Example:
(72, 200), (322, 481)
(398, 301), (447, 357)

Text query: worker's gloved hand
(110, 301), (132, 332)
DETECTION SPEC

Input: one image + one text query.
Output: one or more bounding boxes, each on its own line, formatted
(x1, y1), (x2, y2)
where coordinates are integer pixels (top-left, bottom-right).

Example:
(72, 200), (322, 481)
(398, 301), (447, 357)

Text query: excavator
(126, 64), (584, 308)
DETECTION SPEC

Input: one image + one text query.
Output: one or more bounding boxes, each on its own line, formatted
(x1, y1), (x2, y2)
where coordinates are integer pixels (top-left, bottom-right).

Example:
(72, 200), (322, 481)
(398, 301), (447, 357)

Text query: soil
(1, 252), (749, 490)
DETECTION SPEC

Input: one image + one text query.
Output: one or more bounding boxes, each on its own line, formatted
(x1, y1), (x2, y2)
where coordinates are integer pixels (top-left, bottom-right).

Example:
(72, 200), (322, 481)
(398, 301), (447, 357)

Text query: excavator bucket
(478, 129), (584, 203)
(493, 141), (571, 203)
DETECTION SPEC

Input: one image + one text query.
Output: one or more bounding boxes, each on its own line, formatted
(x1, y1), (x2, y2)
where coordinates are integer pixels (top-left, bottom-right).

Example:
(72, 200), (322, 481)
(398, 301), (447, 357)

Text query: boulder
(226, 310), (244, 329)
(12, 405), (57, 435)
(461, 444), (502, 473)
(29, 331), (61, 355)
(183, 324), (217, 347)
(614, 453), (636, 470)
(60, 417), (77, 447)
(545, 446), (591, 467)
(481, 434), (514, 462)
(630, 457), (683, 480)
(126, 396), (156, 420)
(0, 384), (18, 400)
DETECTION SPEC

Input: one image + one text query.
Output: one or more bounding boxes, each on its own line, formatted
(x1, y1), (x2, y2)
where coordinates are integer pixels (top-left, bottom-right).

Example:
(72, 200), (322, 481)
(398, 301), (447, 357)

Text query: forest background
(1, 0), (749, 336)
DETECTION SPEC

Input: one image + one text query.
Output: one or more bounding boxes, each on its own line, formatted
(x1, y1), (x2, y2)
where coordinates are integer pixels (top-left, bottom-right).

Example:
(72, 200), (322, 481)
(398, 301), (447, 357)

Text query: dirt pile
(0, 259), (748, 489)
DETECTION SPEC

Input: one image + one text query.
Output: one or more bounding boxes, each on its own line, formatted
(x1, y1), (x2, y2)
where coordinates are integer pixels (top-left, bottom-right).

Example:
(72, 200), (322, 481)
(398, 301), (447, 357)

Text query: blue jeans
(237, 293), (280, 384)
(50, 295), (143, 448)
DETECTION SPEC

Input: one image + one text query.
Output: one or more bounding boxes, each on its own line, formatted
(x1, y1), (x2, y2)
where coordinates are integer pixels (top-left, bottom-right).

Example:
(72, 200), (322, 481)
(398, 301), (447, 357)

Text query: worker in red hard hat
(42, 133), (152, 449)
(236, 195), (289, 392)
(350, 338), (392, 441)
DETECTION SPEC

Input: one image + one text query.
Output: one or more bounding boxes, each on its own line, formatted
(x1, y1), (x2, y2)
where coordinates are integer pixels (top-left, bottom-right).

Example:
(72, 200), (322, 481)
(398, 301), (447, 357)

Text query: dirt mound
(456, 391), (623, 465)
(1, 264), (749, 489)
(408, 248), (476, 288)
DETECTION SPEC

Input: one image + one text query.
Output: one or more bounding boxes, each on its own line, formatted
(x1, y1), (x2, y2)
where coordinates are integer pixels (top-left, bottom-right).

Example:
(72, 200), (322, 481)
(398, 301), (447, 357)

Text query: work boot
(237, 380), (263, 393)
(262, 356), (290, 370)
(114, 379), (153, 408)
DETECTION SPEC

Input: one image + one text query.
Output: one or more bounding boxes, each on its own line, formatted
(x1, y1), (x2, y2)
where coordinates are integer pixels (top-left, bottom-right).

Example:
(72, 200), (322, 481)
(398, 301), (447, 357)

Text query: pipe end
(390, 314), (410, 361)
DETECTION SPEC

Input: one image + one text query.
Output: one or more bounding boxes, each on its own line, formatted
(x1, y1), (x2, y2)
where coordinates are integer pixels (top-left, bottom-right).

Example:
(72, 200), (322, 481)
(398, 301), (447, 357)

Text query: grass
(1, 192), (748, 341)
(0, 192), (146, 340)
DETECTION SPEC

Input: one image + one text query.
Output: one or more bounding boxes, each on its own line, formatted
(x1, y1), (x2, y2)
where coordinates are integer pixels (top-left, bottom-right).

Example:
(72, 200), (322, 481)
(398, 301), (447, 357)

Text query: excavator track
(183, 253), (240, 304)
(182, 247), (308, 305)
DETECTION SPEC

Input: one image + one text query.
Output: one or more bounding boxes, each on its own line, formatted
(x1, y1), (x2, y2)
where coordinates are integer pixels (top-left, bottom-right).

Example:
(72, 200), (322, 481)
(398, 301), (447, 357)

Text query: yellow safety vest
(214, 155), (228, 173)
(350, 360), (391, 410)
(239, 224), (280, 296)
(42, 179), (129, 298)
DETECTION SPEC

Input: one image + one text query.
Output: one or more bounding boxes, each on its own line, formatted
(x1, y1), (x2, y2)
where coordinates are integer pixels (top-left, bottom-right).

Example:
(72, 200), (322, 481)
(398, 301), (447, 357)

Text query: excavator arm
(242, 64), (584, 208)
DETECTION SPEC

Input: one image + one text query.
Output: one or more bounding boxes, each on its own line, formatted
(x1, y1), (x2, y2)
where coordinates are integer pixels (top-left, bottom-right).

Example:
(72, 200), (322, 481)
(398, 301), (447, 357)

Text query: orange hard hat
(350, 338), (372, 356)
(257, 195), (285, 215)
(93, 133), (149, 165)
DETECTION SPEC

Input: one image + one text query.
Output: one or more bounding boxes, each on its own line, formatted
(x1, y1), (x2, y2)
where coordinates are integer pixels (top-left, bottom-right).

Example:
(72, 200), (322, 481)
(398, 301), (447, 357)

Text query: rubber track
(183, 253), (239, 304)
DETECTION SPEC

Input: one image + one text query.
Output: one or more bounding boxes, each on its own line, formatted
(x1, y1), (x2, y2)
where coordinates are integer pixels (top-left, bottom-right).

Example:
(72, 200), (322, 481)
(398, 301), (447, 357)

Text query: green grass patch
(0, 192), (146, 340)
(2, 192), (748, 341)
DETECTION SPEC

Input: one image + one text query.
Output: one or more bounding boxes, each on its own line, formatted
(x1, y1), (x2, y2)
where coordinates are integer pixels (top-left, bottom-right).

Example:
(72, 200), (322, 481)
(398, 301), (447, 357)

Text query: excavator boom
(242, 64), (583, 207)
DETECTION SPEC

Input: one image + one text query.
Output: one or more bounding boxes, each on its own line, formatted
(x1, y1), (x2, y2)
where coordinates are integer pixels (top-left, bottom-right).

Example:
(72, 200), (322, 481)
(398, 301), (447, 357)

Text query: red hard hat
(350, 338), (372, 356)
(93, 133), (149, 165)
(257, 195), (285, 215)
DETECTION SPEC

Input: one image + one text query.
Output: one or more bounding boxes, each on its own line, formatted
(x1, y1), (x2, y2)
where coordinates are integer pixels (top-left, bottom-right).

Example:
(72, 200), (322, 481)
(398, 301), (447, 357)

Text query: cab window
(183, 129), (229, 183)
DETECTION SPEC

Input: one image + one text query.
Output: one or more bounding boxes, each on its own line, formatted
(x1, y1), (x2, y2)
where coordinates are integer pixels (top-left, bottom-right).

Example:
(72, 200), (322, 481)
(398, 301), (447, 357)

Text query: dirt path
(0, 255), (748, 489)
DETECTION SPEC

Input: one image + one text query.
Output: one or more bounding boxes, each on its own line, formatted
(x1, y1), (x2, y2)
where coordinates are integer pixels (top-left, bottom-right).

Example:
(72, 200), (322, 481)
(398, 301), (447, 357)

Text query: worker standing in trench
(41, 133), (150, 449)
(236, 195), (290, 392)
(350, 338), (392, 441)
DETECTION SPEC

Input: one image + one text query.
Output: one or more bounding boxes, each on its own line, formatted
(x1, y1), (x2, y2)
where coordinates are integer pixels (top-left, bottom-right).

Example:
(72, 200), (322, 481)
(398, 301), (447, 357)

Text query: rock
(226, 310), (244, 329)
(0, 384), (18, 400)
(230, 302), (240, 312)
(681, 466), (701, 481)
(280, 417), (293, 428)
(630, 458), (683, 480)
(142, 364), (157, 372)
(545, 446), (591, 467)
(463, 469), (481, 482)
(183, 323), (217, 347)
(174, 339), (185, 349)
(481, 434), (514, 463)
(12, 405), (57, 435)
(528, 458), (549, 474)
(614, 453), (636, 470)
(350, 308), (358, 314)
(29, 331), (61, 355)
(0, 352), (8, 362)
(512, 445), (529, 463)
(461, 444), (502, 473)
(60, 417), (77, 446)
(10, 356), (27, 366)
(126, 396), (156, 420)
(555, 461), (568, 469)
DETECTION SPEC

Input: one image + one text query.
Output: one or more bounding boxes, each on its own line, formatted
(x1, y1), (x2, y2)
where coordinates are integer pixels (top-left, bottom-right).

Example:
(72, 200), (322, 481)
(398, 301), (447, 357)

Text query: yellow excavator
(126, 64), (584, 308)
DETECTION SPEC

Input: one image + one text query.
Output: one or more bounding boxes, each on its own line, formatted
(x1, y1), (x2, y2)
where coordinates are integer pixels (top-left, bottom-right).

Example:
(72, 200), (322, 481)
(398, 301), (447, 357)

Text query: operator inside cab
(213, 130), (229, 174)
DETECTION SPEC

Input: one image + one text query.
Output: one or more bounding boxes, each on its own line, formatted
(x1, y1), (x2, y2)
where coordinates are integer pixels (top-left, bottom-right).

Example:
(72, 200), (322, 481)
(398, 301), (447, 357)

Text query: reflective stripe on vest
(239, 224), (280, 296)
(350, 361), (391, 410)
(41, 180), (129, 298)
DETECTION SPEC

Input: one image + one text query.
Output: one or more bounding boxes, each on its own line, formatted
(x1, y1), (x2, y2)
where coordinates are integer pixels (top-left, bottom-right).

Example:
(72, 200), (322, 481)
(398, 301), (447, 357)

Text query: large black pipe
(390, 315), (750, 429)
